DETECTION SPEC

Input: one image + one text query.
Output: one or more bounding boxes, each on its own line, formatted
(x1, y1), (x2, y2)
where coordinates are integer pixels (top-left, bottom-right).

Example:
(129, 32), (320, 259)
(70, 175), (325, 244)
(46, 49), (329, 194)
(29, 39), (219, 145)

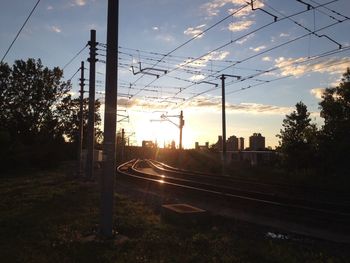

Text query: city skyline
(1, 0), (350, 148)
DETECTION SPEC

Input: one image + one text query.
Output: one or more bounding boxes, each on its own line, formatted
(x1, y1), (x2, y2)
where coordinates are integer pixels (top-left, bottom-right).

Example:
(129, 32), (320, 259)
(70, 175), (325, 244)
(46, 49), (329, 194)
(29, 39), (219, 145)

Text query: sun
(132, 111), (196, 149)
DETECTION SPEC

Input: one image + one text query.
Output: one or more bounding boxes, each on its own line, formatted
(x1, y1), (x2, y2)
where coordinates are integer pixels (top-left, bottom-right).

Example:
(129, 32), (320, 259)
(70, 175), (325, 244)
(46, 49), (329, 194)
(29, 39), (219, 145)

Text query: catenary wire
(1, 0), (41, 63)
(130, 0), (339, 98)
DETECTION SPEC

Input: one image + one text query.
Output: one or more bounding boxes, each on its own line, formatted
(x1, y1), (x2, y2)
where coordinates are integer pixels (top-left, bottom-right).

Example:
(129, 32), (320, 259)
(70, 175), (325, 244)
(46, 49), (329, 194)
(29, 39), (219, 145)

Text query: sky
(1, 0), (350, 149)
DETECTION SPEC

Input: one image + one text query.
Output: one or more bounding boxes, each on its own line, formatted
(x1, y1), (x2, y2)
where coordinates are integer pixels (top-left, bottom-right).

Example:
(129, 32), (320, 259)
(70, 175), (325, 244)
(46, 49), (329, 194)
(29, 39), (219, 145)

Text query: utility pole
(86, 29), (98, 180)
(220, 75), (227, 166)
(101, 0), (118, 238)
(78, 61), (85, 177)
(220, 74), (241, 173)
(179, 110), (184, 150)
(121, 128), (125, 161)
(151, 111), (184, 150)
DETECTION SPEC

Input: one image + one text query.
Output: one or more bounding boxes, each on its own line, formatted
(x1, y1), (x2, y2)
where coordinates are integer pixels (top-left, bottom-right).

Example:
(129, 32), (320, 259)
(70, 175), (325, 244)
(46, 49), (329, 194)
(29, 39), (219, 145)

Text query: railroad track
(117, 159), (350, 239)
(149, 159), (350, 207)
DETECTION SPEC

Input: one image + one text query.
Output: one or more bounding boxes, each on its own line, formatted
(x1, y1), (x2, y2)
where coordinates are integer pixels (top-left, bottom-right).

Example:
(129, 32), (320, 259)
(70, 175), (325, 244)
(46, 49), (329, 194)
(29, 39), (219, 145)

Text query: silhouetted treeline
(0, 58), (101, 171)
(277, 68), (350, 176)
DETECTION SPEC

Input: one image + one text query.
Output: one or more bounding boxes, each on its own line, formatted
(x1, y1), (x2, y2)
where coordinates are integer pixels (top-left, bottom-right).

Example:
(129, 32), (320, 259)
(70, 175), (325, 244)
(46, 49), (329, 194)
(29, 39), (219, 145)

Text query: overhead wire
(62, 44), (88, 70)
(173, 45), (350, 109)
(309, 0), (349, 20)
(172, 17), (349, 101)
(225, 55), (350, 96)
(67, 67), (81, 83)
(130, 0), (340, 99)
(128, 2), (252, 96)
(264, 1), (343, 48)
(100, 0), (347, 111)
(1, 0), (41, 63)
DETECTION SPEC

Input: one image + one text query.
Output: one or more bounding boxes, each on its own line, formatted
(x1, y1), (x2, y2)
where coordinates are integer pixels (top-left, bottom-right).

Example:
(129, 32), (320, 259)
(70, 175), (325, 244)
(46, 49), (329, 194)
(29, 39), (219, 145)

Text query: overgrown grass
(0, 164), (348, 262)
(154, 149), (350, 192)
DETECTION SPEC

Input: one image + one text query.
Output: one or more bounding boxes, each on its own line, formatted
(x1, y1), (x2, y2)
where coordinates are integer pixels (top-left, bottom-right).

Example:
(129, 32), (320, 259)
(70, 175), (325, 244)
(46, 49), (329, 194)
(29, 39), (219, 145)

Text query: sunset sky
(1, 0), (350, 148)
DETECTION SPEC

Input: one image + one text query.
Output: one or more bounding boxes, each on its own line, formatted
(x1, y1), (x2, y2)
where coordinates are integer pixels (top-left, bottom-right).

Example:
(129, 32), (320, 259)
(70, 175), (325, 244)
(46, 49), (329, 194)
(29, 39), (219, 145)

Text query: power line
(309, 0), (349, 20)
(1, 0), (41, 63)
(226, 56), (350, 96)
(264, 1), (342, 49)
(134, 18), (348, 108)
(62, 44), (88, 70)
(130, 0), (339, 99)
(129, 2), (251, 91)
(67, 67), (81, 83)
(214, 19), (348, 75)
(173, 46), (350, 108)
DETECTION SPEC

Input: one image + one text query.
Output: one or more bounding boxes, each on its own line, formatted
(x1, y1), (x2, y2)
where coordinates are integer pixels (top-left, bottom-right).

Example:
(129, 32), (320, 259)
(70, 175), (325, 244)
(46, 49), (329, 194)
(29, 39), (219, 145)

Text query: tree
(0, 58), (70, 144)
(0, 59), (72, 169)
(319, 68), (350, 175)
(277, 102), (318, 170)
(54, 94), (102, 146)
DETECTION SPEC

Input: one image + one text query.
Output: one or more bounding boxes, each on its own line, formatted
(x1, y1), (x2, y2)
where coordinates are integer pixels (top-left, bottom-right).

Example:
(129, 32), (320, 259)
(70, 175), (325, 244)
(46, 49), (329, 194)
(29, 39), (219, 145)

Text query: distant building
(249, 133), (265, 150)
(227, 135), (238, 151)
(238, 137), (244, 150)
(142, 140), (155, 148)
(228, 150), (276, 166)
(195, 142), (209, 150)
(213, 135), (223, 151)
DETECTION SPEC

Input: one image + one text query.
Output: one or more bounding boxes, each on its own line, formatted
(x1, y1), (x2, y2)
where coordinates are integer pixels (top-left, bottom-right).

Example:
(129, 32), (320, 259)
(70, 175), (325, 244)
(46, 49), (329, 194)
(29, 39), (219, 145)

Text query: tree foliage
(277, 68), (350, 176)
(0, 59), (70, 144)
(277, 102), (318, 170)
(318, 68), (350, 175)
(55, 95), (102, 146)
(0, 58), (102, 169)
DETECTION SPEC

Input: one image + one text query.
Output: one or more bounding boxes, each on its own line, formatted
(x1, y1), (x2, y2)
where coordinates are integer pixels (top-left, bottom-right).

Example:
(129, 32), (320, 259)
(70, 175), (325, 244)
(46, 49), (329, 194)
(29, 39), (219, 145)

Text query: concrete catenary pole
(220, 75), (227, 167)
(78, 61), (85, 176)
(121, 128), (125, 161)
(101, 0), (118, 238)
(86, 29), (97, 180)
(220, 74), (241, 173)
(179, 110), (184, 150)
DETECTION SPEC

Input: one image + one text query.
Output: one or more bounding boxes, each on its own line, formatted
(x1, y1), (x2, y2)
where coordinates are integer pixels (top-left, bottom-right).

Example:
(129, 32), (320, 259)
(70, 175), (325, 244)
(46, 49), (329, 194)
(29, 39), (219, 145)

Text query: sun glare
(133, 112), (196, 149)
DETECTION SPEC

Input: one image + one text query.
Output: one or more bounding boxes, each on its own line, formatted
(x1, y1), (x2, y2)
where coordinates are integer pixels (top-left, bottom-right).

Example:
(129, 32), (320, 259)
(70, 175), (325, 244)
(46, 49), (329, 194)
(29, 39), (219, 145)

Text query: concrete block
(161, 204), (208, 226)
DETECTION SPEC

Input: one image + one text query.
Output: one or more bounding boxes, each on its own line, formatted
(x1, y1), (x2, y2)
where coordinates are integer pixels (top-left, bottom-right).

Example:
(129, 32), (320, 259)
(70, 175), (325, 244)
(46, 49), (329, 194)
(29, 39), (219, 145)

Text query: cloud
(155, 34), (175, 43)
(228, 7), (251, 17)
(50, 26), (62, 33)
(189, 74), (206, 82)
(310, 88), (325, 99)
(179, 51), (230, 68)
(279, 33), (289, 37)
(202, 0), (263, 17)
(250, 45), (266, 52)
(184, 24), (206, 38)
(182, 97), (293, 114)
(228, 20), (254, 32)
(116, 97), (172, 110)
(68, 91), (77, 97)
(310, 87), (342, 100)
(262, 56), (271, 62)
(72, 0), (86, 6)
(226, 102), (293, 115)
(236, 33), (254, 44)
(116, 96), (293, 115)
(274, 56), (350, 77)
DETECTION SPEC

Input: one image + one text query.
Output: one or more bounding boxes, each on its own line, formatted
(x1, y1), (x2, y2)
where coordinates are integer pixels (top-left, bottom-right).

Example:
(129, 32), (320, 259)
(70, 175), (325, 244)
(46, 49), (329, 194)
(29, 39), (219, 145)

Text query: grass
(154, 149), (350, 192)
(0, 163), (349, 262)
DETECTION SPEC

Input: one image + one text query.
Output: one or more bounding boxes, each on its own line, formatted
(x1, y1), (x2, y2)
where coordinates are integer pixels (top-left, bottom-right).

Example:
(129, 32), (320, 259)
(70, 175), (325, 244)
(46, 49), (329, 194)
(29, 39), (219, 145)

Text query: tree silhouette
(319, 68), (350, 175)
(0, 58), (70, 144)
(55, 94), (102, 146)
(0, 59), (73, 169)
(277, 102), (318, 171)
